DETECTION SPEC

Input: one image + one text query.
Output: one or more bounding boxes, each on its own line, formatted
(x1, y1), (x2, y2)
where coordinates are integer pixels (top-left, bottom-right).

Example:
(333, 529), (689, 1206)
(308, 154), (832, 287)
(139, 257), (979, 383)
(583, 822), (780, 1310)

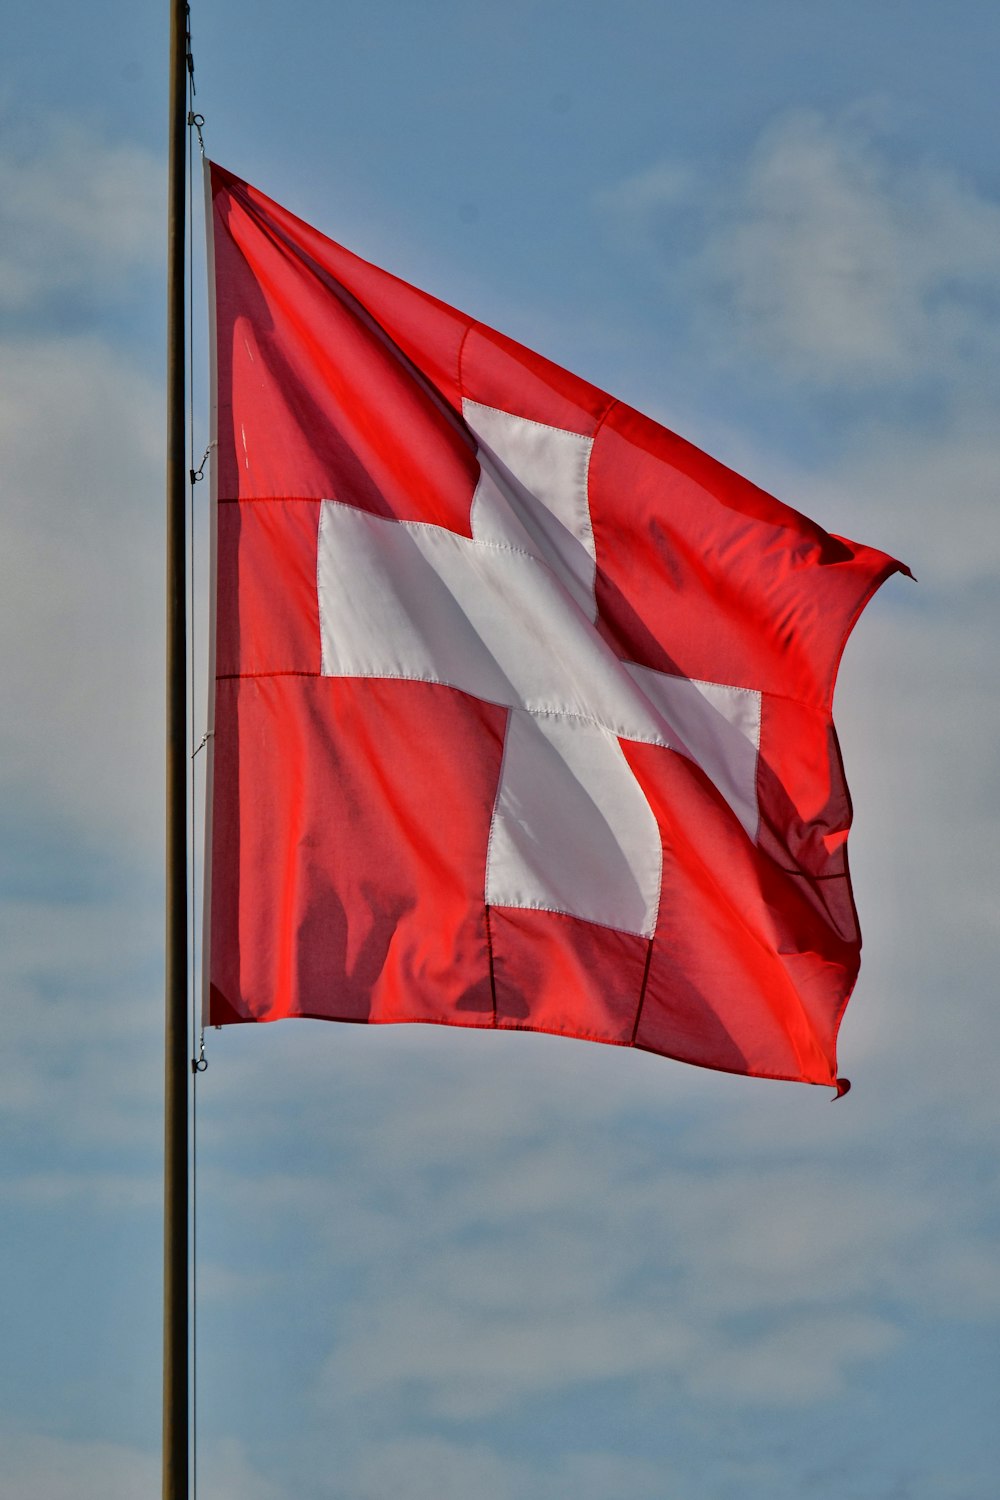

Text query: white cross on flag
(204, 163), (908, 1092)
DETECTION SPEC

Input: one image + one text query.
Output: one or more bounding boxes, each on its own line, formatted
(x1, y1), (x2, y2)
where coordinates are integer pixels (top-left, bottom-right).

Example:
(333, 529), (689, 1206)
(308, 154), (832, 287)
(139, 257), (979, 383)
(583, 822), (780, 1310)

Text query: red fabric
(206, 161), (908, 1089)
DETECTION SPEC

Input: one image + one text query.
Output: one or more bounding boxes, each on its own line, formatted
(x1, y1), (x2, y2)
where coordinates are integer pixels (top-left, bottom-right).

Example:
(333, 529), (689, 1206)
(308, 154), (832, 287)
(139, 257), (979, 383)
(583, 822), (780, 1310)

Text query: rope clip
(190, 440), (213, 486)
(187, 112), (206, 155)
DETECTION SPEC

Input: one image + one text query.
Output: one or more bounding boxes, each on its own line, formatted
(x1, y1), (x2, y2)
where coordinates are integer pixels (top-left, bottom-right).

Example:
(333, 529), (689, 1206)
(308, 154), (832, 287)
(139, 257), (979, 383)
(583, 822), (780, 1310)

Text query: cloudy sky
(1, 2), (997, 1496)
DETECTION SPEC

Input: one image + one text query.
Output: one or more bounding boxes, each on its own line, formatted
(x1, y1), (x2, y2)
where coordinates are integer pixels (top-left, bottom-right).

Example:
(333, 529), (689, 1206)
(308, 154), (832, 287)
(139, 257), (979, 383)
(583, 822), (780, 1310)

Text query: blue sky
(1, 2), (998, 1496)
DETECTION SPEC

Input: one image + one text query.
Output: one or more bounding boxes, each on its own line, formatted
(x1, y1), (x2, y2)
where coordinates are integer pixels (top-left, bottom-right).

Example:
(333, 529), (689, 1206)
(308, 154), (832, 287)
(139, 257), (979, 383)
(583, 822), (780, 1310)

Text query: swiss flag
(204, 161), (907, 1092)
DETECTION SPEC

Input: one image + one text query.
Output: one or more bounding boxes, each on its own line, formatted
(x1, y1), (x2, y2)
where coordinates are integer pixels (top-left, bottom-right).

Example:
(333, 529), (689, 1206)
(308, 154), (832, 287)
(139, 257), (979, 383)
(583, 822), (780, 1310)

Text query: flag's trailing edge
(203, 160), (909, 1091)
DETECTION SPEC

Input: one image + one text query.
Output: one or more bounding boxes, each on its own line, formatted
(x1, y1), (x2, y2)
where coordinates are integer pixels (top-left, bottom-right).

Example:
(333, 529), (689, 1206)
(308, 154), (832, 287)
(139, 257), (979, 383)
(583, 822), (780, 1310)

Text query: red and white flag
(204, 162), (907, 1092)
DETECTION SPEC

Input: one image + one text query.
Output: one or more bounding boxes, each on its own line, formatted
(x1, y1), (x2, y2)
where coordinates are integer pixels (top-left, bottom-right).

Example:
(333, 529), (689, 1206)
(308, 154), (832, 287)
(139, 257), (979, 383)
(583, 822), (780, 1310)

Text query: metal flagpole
(164, 0), (190, 1495)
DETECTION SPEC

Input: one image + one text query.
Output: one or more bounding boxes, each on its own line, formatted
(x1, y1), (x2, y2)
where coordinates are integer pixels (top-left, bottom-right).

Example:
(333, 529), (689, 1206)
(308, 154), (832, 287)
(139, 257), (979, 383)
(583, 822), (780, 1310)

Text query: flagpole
(164, 0), (190, 1496)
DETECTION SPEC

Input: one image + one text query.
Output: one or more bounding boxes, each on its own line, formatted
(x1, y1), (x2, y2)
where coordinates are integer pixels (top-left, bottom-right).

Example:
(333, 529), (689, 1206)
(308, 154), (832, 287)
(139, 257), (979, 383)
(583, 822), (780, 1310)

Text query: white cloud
(596, 160), (691, 228)
(701, 111), (1000, 382)
(600, 108), (1000, 388)
(198, 1438), (287, 1500)
(0, 116), (175, 1212)
(0, 334), (165, 860)
(0, 895), (162, 1160)
(316, 1212), (856, 1415)
(0, 119), (170, 864)
(0, 121), (162, 311)
(812, 418), (1000, 585)
(276, 1098), (972, 1417)
(349, 1437), (667, 1500)
(688, 1311), (898, 1405)
(0, 1433), (279, 1500)
(0, 1170), (159, 1210)
(0, 1434), (158, 1500)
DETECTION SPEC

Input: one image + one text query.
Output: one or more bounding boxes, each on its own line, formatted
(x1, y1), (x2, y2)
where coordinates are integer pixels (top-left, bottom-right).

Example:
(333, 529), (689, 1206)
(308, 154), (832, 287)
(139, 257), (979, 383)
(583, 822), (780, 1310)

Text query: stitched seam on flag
(581, 418), (597, 564)
(748, 685), (834, 712)
(645, 734), (665, 923)
(748, 690), (762, 844)
(608, 726), (661, 937)
(633, 672), (836, 713)
(524, 703), (670, 741)
(217, 668), (757, 762)
(615, 667), (834, 712)
(217, 495), (327, 504)
(216, 670), (323, 679)
(322, 498), (575, 569)
(456, 320), (474, 399)
(664, 677), (758, 699)
(463, 399), (593, 442)
(285, 669), (699, 746)
(483, 707), (514, 913)
(483, 904), (498, 1027)
(317, 500), (328, 674)
(590, 397), (620, 443)
(630, 937), (656, 1046)
(488, 900), (655, 937)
